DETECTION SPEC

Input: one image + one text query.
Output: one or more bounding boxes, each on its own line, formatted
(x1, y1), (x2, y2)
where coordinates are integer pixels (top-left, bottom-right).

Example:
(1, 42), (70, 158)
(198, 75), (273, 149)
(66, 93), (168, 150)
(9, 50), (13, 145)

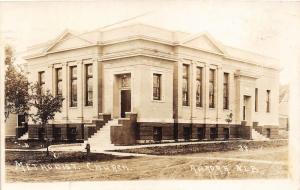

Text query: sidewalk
(48, 139), (285, 153)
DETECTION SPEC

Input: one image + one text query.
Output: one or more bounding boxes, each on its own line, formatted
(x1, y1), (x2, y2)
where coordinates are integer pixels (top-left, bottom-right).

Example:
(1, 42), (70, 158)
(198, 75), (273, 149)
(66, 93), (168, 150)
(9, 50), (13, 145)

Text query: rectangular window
(196, 67), (203, 107)
(255, 88), (258, 112)
(56, 68), (62, 96)
(153, 73), (161, 100)
(182, 64), (189, 106)
(209, 69), (215, 108)
(85, 64), (93, 106)
(266, 90), (271, 113)
(70, 66), (77, 107)
(223, 73), (229, 109)
(153, 127), (162, 141)
(38, 71), (45, 94)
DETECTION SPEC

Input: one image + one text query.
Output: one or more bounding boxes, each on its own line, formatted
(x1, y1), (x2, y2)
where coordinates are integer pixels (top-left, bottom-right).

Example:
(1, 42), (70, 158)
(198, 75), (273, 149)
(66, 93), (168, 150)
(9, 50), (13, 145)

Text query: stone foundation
(136, 122), (245, 144)
(27, 113), (112, 142)
(253, 125), (279, 139)
(28, 123), (84, 142)
(111, 112), (137, 145)
(27, 117), (275, 144)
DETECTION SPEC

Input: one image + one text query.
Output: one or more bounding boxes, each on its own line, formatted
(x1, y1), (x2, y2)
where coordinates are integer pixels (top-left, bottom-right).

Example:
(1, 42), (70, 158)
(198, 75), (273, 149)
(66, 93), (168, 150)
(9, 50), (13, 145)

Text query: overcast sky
(1, 0), (300, 84)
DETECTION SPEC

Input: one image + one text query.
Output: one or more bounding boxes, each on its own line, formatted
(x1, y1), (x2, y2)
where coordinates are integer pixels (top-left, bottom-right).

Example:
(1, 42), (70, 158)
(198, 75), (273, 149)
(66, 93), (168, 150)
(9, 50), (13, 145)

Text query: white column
(204, 64), (210, 123)
(191, 60), (197, 121)
(177, 61), (183, 120)
(216, 66), (223, 123)
(93, 58), (99, 119)
(46, 64), (54, 94)
(234, 73), (241, 123)
(77, 60), (84, 122)
(46, 64), (54, 124)
(62, 62), (68, 122)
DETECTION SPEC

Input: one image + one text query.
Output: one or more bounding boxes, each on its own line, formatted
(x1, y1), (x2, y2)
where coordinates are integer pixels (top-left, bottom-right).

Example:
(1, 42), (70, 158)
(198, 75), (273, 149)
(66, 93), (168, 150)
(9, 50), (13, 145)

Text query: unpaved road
(5, 146), (288, 182)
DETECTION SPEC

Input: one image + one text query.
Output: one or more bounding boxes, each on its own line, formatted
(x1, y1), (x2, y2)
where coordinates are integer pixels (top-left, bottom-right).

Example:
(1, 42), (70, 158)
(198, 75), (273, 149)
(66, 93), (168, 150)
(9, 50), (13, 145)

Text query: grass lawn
(5, 146), (288, 182)
(5, 139), (82, 150)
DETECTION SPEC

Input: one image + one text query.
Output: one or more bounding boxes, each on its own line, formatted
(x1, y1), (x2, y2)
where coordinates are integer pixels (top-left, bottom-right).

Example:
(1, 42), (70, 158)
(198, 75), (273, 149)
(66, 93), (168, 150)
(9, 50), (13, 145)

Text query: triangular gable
(44, 30), (93, 53)
(180, 32), (227, 55)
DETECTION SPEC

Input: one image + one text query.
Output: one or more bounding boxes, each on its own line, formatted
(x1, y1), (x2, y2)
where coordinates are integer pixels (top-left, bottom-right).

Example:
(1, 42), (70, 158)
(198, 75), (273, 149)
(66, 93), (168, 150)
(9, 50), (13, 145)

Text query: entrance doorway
(113, 73), (131, 118)
(121, 90), (131, 118)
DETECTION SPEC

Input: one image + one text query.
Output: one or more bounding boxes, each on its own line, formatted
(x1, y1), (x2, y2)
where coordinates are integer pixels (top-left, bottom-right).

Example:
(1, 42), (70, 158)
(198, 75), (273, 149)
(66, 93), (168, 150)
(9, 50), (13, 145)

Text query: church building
(24, 24), (280, 145)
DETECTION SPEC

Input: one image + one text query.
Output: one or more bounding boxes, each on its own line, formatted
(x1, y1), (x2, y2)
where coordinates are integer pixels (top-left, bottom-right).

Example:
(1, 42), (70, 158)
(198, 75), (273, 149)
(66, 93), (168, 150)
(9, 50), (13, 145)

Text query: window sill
(152, 100), (165, 103)
(84, 106), (94, 108)
(69, 107), (77, 109)
(196, 107), (203, 110)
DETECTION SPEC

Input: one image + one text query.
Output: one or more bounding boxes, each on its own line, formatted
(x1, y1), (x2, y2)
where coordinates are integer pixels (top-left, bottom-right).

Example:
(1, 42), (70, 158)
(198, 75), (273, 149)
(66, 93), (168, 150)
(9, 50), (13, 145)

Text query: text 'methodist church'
(24, 23), (280, 145)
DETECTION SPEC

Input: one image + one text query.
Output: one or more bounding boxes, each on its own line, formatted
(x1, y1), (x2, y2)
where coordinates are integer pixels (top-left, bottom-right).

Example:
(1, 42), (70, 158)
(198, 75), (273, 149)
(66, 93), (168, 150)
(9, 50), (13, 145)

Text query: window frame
(85, 64), (93, 106)
(266, 90), (271, 113)
(209, 69), (215, 108)
(182, 64), (189, 106)
(38, 71), (45, 94)
(196, 67), (203, 107)
(70, 66), (78, 107)
(153, 73), (162, 101)
(255, 88), (258, 112)
(55, 68), (62, 96)
(223, 72), (229, 110)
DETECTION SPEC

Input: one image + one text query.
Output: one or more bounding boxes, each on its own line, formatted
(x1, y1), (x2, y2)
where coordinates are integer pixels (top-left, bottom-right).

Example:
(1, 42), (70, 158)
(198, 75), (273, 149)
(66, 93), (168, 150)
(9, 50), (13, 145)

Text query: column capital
(76, 60), (82, 65)
(191, 60), (198, 64)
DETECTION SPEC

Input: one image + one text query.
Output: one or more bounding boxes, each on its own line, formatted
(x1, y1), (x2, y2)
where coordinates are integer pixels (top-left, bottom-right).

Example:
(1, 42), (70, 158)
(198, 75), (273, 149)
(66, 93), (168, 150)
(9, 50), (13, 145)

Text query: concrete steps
(84, 119), (119, 150)
(252, 129), (269, 141)
(18, 132), (28, 140)
(278, 129), (289, 139)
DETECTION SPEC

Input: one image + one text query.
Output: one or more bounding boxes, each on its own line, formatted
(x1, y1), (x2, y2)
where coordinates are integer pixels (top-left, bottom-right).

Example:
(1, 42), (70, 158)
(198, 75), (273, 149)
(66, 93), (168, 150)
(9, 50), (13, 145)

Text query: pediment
(45, 31), (93, 53)
(181, 33), (226, 55)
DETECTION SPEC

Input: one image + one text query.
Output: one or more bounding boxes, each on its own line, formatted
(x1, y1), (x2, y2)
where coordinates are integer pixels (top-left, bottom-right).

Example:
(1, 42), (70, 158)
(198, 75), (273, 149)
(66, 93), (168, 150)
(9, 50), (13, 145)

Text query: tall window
(255, 88), (258, 112)
(85, 64), (93, 106)
(209, 69), (215, 108)
(182, 64), (189, 106)
(56, 68), (62, 96)
(70, 66), (77, 107)
(38, 71), (45, 94)
(223, 73), (229, 109)
(196, 67), (203, 107)
(153, 73), (161, 100)
(266, 90), (271, 113)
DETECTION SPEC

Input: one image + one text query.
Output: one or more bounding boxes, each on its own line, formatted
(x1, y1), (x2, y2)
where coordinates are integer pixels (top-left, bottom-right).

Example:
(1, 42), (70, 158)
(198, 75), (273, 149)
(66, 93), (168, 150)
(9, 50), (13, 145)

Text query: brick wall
(136, 123), (243, 143)
(111, 113), (137, 145)
(137, 122), (174, 141)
